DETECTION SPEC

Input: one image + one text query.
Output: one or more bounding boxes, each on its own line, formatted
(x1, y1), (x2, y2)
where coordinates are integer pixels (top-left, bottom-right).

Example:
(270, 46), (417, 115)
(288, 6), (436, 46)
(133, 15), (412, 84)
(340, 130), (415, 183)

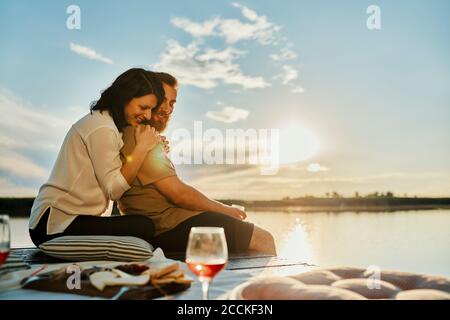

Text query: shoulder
(73, 110), (120, 140)
(144, 144), (176, 170)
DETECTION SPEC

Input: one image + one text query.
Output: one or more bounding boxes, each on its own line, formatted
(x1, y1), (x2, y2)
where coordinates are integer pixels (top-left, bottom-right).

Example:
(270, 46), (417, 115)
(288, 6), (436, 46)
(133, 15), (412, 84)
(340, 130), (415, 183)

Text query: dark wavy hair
(90, 68), (165, 130)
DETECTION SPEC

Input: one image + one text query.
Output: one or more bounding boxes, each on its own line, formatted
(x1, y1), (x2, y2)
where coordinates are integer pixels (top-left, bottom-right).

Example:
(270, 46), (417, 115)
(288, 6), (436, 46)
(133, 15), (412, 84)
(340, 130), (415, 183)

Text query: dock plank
(9, 247), (315, 275)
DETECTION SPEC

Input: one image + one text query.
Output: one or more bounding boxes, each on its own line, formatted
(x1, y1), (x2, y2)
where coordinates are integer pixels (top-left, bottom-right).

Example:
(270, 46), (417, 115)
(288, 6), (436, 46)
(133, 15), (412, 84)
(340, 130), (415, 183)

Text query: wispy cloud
(0, 87), (83, 152)
(276, 65), (298, 85)
(69, 43), (113, 64)
(270, 46), (297, 61)
(0, 178), (38, 197)
(0, 151), (48, 179)
(273, 65), (305, 93)
(171, 3), (281, 45)
(0, 87), (86, 196)
(291, 86), (305, 94)
(167, 3), (305, 92)
(222, 3), (281, 44)
(171, 17), (220, 37)
(206, 106), (249, 123)
(153, 40), (270, 89)
(185, 165), (450, 200)
(307, 163), (330, 172)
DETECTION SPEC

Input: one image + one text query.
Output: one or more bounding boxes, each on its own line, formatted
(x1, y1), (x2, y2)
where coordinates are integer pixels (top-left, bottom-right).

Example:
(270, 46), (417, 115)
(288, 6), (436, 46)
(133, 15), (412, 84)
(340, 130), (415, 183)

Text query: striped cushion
(39, 236), (154, 262)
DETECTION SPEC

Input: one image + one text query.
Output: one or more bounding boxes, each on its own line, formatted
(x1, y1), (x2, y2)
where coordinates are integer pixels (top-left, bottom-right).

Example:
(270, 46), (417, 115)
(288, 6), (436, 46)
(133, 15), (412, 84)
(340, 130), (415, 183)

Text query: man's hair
(154, 72), (178, 88)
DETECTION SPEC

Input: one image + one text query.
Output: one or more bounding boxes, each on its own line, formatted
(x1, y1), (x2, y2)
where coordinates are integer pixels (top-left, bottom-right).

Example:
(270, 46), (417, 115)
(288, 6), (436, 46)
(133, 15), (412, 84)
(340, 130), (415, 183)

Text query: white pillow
(39, 236), (154, 262)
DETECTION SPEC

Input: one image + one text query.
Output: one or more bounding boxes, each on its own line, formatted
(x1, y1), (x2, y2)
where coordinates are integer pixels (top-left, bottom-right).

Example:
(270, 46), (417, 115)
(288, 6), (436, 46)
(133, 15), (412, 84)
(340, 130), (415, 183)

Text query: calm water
(9, 209), (450, 277)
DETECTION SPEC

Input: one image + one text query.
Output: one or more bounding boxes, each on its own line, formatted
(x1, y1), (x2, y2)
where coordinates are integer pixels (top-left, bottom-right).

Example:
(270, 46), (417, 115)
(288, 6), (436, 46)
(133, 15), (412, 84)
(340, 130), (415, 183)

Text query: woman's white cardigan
(29, 110), (130, 235)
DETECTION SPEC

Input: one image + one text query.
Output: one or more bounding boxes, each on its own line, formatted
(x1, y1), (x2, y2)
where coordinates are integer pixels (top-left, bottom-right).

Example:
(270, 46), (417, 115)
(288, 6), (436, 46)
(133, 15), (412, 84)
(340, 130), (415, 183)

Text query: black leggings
(29, 209), (155, 247)
(151, 212), (254, 253)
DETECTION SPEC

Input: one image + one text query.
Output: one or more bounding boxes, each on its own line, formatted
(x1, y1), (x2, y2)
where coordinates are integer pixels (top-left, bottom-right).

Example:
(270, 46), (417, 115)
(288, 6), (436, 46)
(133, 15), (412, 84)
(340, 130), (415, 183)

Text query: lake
(9, 209), (450, 277)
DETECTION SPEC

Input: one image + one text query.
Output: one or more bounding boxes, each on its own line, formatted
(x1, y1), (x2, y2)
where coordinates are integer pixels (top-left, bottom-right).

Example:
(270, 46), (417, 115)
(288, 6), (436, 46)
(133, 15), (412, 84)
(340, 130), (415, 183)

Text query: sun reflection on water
(246, 211), (313, 263)
(277, 219), (313, 262)
(246, 210), (450, 277)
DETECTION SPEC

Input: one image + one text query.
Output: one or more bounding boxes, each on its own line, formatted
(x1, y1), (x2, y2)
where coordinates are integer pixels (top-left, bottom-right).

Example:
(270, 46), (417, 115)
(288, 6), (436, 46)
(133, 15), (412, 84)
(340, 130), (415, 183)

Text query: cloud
(270, 47), (297, 61)
(0, 178), (38, 197)
(221, 3), (281, 44)
(291, 86), (305, 94)
(0, 151), (48, 179)
(153, 40), (270, 89)
(183, 164), (450, 200)
(69, 43), (113, 64)
(171, 17), (220, 37)
(307, 163), (330, 172)
(0, 87), (83, 152)
(206, 106), (249, 123)
(171, 3), (281, 45)
(168, 3), (305, 92)
(276, 65), (298, 85)
(273, 65), (304, 93)
(0, 87), (87, 195)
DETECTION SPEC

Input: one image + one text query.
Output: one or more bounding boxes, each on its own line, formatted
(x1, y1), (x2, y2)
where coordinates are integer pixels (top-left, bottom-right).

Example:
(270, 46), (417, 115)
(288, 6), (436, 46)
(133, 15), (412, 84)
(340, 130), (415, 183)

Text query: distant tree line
(282, 191), (406, 200)
(2, 194), (450, 217)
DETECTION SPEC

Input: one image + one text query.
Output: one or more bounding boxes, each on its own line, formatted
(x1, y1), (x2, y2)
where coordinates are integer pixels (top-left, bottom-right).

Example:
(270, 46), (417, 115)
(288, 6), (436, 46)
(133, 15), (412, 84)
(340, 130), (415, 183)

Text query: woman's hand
(160, 135), (170, 154)
(134, 124), (159, 153)
(223, 205), (247, 220)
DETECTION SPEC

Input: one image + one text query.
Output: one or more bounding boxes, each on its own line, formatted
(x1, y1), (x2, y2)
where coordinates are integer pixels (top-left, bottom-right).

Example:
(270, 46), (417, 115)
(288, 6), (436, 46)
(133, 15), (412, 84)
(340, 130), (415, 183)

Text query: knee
(261, 229), (276, 254)
(249, 226), (277, 255)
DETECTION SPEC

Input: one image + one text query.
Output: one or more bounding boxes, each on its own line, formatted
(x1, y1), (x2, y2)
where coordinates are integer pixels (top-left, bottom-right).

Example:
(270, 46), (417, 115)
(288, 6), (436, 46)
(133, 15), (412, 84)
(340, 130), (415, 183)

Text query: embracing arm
(120, 143), (152, 185)
(120, 125), (160, 185)
(153, 176), (246, 220)
(86, 125), (159, 201)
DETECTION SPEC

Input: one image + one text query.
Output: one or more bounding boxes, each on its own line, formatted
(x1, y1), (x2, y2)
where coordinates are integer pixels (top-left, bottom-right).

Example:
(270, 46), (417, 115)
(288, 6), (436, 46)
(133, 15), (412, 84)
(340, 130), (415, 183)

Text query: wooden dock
(7, 247), (316, 277)
(0, 247), (317, 300)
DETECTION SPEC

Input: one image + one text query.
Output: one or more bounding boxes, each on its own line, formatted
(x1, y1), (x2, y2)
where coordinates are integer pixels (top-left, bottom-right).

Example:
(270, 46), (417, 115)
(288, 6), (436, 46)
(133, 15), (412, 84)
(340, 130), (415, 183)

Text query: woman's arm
(153, 176), (246, 220)
(120, 125), (159, 184)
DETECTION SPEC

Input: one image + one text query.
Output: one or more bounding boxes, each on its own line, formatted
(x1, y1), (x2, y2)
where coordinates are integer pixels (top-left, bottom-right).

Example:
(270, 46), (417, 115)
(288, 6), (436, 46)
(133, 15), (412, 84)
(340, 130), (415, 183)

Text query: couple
(29, 68), (276, 255)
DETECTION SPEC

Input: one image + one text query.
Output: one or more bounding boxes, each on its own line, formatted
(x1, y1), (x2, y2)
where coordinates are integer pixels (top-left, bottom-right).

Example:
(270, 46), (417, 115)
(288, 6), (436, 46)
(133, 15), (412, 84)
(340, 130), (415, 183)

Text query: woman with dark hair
(29, 68), (164, 247)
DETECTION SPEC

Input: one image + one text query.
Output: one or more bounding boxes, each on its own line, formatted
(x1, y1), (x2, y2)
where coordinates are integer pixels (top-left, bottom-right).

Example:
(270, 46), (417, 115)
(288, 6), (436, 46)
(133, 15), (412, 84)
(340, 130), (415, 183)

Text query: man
(119, 73), (276, 254)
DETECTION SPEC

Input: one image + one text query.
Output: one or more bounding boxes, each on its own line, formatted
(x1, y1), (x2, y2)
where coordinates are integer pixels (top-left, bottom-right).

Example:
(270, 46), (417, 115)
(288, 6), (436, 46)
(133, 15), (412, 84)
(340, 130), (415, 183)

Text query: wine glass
(186, 227), (228, 300)
(0, 215), (10, 267)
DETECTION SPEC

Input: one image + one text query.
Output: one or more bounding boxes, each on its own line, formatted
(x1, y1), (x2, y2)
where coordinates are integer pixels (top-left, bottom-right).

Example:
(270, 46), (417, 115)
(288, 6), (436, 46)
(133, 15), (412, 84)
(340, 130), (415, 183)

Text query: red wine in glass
(186, 260), (227, 279)
(185, 227), (228, 300)
(0, 250), (9, 265)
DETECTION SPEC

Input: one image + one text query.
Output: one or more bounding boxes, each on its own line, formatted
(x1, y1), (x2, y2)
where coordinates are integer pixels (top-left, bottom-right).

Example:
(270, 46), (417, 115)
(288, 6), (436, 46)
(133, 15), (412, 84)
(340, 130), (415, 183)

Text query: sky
(0, 0), (449, 200)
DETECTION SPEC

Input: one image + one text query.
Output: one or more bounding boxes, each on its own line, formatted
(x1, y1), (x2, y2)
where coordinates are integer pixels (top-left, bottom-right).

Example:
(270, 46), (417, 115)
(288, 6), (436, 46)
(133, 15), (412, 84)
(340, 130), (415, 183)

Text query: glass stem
(201, 279), (210, 300)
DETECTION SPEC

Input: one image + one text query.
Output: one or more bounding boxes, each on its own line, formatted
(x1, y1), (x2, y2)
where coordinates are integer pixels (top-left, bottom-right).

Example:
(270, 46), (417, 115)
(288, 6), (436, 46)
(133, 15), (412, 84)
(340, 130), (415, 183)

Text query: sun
(277, 124), (320, 164)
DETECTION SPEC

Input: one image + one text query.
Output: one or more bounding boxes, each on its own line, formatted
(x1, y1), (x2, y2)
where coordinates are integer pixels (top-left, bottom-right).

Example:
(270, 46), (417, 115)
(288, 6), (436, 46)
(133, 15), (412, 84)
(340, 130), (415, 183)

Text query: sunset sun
(278, 124), (320, 164)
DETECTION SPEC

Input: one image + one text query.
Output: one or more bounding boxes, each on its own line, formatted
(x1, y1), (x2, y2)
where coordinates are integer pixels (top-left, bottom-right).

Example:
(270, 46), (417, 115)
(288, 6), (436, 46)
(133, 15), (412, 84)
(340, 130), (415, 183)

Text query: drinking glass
(185, 227), (228, 300)
(0, 215), (10, 266)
